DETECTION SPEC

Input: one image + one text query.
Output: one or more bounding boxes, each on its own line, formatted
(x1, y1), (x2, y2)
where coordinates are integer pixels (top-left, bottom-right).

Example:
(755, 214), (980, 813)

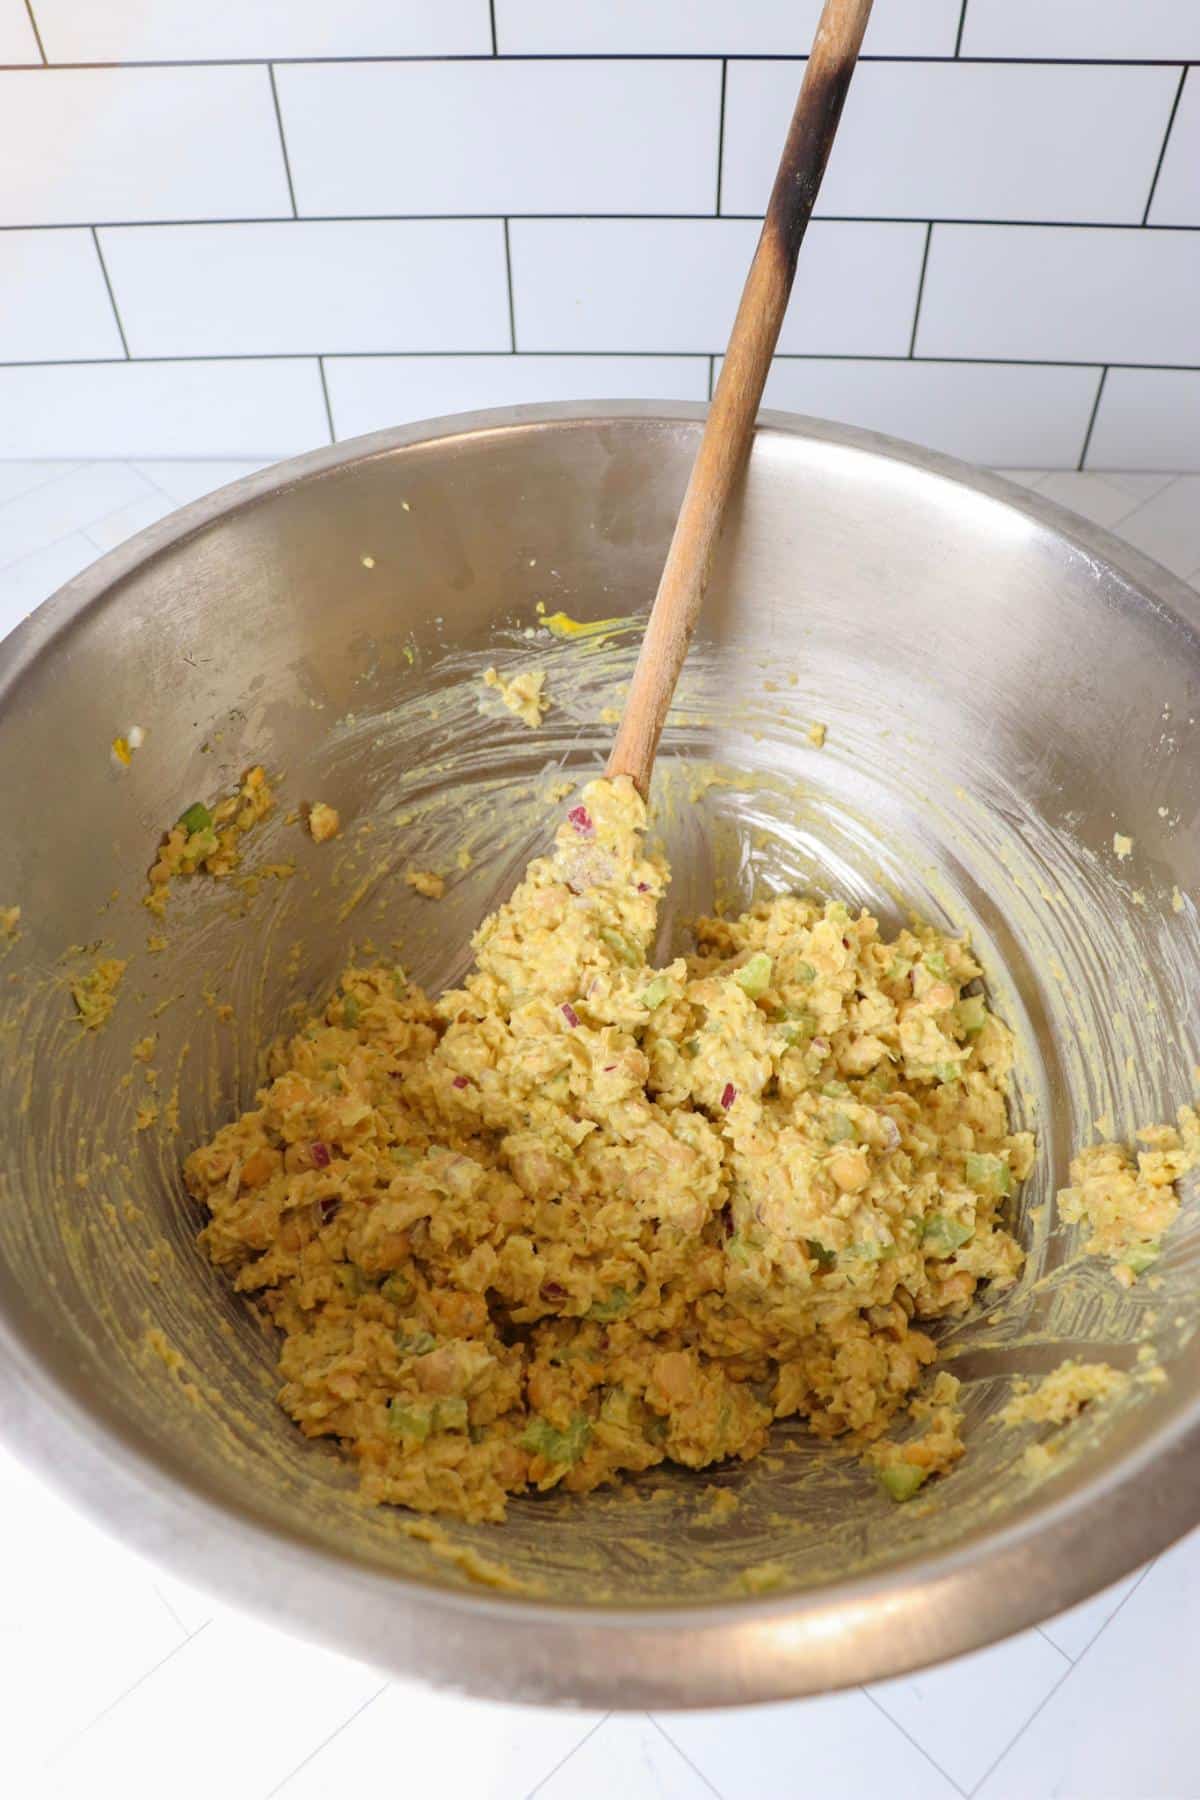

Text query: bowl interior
(2, 411), (1199, 1623)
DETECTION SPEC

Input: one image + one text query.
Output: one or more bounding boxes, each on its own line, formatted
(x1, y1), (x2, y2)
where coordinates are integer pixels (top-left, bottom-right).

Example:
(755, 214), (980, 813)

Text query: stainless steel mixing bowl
(1, 404), (1198, 1709)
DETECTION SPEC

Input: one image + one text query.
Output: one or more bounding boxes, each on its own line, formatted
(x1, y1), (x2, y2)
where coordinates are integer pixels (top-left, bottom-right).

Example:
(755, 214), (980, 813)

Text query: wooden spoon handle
(605, 0), (875, 795)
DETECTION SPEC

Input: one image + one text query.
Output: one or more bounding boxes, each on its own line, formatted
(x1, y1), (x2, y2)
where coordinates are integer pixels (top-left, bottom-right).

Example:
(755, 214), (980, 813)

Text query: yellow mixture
(186, 776), (1038, 1522)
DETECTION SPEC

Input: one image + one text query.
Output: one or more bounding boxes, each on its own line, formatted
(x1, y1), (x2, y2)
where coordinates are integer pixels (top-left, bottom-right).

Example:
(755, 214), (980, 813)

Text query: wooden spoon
(606, 0), (875, 796)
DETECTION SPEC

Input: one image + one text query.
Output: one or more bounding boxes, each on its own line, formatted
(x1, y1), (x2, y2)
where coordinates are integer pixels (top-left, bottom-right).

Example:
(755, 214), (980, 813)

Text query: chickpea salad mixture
(181, 775), (1050, 1522)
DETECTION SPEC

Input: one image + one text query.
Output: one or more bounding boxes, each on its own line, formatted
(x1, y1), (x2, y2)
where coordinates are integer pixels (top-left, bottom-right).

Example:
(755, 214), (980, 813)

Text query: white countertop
(3, 462), (1200, 1800)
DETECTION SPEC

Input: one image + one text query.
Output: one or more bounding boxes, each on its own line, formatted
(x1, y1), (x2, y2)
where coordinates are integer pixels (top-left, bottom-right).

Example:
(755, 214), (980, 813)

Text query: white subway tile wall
(323, 354), (710, 440)
(0, 0), (39, 61)
(0, 3), (1195, 470)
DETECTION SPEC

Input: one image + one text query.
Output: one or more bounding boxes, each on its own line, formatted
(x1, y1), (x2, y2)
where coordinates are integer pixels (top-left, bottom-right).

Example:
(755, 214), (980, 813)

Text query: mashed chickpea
(186, 777), (1030, 1523)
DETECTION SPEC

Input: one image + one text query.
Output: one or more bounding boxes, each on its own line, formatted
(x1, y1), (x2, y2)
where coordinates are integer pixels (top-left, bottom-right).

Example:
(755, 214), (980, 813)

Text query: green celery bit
(879, 1463), (927, 1502)
(922, 1214), (973, 1256)
(388, 1399), (433, 1441)
(934, 1062), (963, 1084)
(600, 927), (641, 968)
(827, 1112), (856, 1144)
(178, 801), (213, 835)
(923, 949), (949, 979)
(391, 966), (408, 997)
(520, 1413), (592, 1465)
(806, 1238), (837, 1269)
(733, 952), (773, 999)
(822, 1080), (851, 1098)
(955, 995), (988, 1035)
(434, 1396), (469, 1433)
(887, 955), (913, 983)
(964, 1151), (1013, 1197)
(1125, 1242), (1160, 1276)
(642, 975), (672, 1009)
(793, 960), (817, 984)
(381, 1272), (415, 1305)
(681, 1037), (700, 1059)
(395, 1328), (436, 1357)
(588, 1285), (632, 1321)
(341, 994), (360, 1028)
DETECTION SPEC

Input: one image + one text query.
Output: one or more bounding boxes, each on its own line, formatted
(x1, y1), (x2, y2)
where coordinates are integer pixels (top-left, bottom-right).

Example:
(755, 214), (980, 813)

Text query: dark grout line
(715, 58), (728, 215)
(316, 355), (336, 442)
(969, 1562), (1156, 1795)
(525, 1713), (611, 1798)
(954, 0), (969, 57)
(48, 1620), (211, 1765)
(502, 218), (517, 350)
(862, 1687), (969, 1798)
(907, 222), (933, 356)
(1077, 365), (1109, 469)
(1, 52), (1198, 67)
(5, 213), (1199, 231)
(265, 1683), (389, 1799)
(21, 0), (46, 63)
(267, 63), (299, 217)
(90, 226), (131, 357)
(5, 352), (1193, 371)
(1142, 65), (1188, 225)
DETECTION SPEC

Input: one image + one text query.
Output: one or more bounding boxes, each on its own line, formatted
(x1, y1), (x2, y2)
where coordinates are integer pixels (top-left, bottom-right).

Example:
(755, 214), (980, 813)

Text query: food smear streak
(187, 775), (1046, 1524)
(144, 766), (276, 915)
(481, 666), (549, 729)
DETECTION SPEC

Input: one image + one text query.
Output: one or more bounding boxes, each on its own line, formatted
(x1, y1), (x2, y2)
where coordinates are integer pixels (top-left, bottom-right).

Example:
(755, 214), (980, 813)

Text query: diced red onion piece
(636, 881), (649, 892)
(720, 1082), (736, 1110)
(310, 1141), (331, 1168)
(452, 1075), (469, 1090)
(603, 1064), (616, 1072)
(812, 1038), (830, 1056)
(561, 1002), (580, 1028)
(567, 805), (594, 838)
(541, 1280), (567, 1303)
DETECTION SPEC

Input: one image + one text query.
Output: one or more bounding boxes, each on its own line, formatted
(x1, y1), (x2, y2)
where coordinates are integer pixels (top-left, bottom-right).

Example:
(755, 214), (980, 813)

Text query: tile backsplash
(0, 0), (1196, 468)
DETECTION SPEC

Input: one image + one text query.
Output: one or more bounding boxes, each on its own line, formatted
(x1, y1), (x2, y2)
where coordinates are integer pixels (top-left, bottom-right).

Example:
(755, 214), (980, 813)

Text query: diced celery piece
(381, 1272), (415, 1306)
(827, 1112), (856, 1144)
(878, 1463), (927, 1502)
(395, 1328), (436, 1356)
(822, 1080), (851, 1098)
(793, 960), (817, 984)
(955, 995), (988, 1035)
(806, 1238), (837, 1269)
(887, 955), (913, 983)
(520, 1413), (592, 1465)
(587, 1285), (632, 1321)
(179, 801), (213, 836)
(681, 1037), (700, 1059)
(642, 975), (672, 1009)
(923, 950), (949, 979)
(934, 1062), (963, 1084)
(733, 952), (773, 999)
(600, 927), (641, 967)
(922, 1214), (973, 1256)
(434, 1396), (468, 1433)
(341, 994), (360, 1028)
(964, 1151), (1013, 1197)
(388, 1399), (433, 1441)
(1125, 1242), (1160, 1276)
